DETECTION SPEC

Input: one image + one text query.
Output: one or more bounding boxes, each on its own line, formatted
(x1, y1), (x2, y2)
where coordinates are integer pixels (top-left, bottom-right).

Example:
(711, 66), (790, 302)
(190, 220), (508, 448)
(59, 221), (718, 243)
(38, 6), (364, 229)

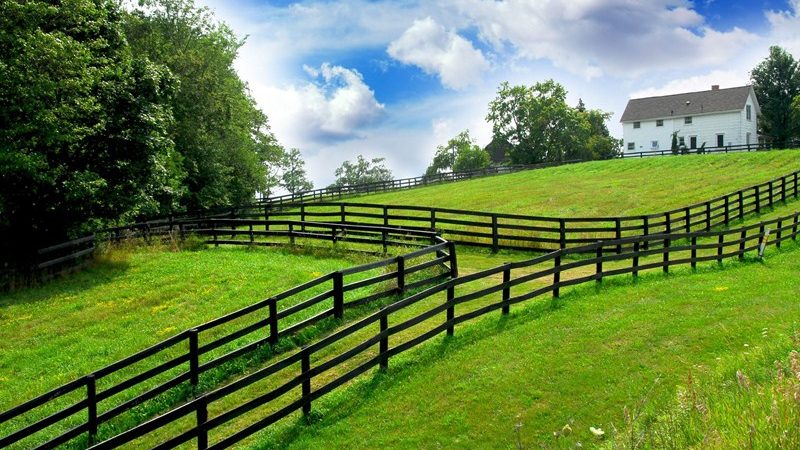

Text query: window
(656, 119), (664, 127)
(627, 142), (635, 150)
(679, 137), (685, 146)
(746, 105), (752, 121)
(633, 121), (641, 129)
(684, 116), (692, 124)
(717, 134), (724, 147)
(651, 140), (658, 149)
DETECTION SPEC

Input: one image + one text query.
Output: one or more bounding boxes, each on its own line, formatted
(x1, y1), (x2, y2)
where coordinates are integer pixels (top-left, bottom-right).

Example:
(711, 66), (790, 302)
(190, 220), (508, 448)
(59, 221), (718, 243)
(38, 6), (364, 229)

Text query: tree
(280, 148), (313, 194)
(123, 0), (283, 210)
(671, 131), (680, 155)
(332, 155), (393, 187)
(425, 130), (490, 175)
(487, 80), (613, 164)
(750, 46), (800, 148)
(581, 109), (622, 159)
(0, 0), (180, 262)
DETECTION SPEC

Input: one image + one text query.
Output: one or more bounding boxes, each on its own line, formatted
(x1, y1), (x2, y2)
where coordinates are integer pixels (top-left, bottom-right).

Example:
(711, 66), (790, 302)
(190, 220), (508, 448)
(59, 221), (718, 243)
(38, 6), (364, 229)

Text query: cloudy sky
(196, 0), (800, 187)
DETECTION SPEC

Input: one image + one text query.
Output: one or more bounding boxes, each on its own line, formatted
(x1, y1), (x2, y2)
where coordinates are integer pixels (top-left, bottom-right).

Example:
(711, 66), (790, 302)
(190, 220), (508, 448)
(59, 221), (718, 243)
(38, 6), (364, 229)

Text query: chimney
(711, 85), (719, 90)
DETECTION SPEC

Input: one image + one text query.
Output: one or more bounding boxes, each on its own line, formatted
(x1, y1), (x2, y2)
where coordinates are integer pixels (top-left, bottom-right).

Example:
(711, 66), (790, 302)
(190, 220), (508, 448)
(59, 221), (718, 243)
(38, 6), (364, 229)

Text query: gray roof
(620, 85), (756, 122)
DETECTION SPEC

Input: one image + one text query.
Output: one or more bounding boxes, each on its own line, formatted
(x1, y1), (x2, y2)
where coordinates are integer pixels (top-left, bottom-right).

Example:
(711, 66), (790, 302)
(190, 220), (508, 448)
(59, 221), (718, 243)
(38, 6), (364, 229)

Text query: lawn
(246, 240), (800, 449)
(337, 150), (800, 217)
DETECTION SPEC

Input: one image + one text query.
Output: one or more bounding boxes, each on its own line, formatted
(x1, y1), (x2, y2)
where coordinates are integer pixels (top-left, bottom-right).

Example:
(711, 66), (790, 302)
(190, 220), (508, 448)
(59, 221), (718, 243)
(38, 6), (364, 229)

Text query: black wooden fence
(78, 210), (799, 450)
(257, 160), (582, 206)
(620, 142), (772, 158)
(258, 169), (800, 253)
(0, 222), (457, 449)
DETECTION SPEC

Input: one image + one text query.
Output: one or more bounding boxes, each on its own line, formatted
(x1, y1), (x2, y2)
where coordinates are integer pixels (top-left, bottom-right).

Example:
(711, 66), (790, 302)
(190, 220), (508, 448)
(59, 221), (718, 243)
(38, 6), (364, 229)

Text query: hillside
(340, 150), (800, 217)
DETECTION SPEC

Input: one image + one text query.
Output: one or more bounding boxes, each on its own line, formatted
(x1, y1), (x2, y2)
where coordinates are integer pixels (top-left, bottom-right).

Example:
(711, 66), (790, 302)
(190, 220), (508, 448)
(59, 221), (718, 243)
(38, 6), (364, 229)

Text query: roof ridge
(629, 85), (751, 102)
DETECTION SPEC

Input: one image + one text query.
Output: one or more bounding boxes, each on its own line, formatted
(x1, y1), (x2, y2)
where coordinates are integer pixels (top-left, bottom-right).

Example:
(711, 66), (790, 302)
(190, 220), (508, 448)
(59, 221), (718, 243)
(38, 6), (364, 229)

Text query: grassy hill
(251, 241), (800, 449)
(341, 150), (800, 217)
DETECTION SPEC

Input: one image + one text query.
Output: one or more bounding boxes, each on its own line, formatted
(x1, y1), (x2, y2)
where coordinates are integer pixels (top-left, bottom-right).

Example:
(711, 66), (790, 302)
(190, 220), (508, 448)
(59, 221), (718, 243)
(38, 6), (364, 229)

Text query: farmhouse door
(689, 136), (697, 149)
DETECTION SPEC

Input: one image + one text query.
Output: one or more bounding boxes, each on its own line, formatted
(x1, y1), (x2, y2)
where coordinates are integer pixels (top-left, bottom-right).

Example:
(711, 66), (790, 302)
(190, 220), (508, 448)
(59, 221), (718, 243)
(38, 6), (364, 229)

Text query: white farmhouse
(620, 85), (760, 153)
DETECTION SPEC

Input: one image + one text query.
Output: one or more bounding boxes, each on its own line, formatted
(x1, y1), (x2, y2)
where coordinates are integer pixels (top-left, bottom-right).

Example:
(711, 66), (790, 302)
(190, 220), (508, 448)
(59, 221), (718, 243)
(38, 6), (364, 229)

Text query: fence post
(502, 263), (511, 315)
(380, 308), (388, 370)
(447, 241), (458, 278)
(642, 216), (649, 250)
(383, 206), (389, 227)
(793, 213), (799, 240)
(333, 272), (344, 319)
(553, 252), (562, 298)
(782, 176), (787, 203)
(492, 215), (499, 253)
(665, 212), (671, 234)
(196, 395), (208, 450)
(615, 219), (622, 254)
(705, 202), (711, 230)
(340, 204), (346, 224)
(684, 207), (691, 232)
(632, 241), (640, 279)
(269, 298), (279, 345)
(795, 172), (799, 198)
(755, 185), (761, 214)
(397, 256), (406, 294)
(265, 206), (270, 231)
(430, 209), (436, 231)
(189, 329), (199, 388)
(301, 204), (306, 231)
(738, 191), (744, 219)
(717, 234), (724, 264)
(559, 219), (566, 250)
(86, 375), (97, 445)
(301, 346), (311, 416)
(595, 243), (603, 283)
(739, 229), (747, 260)
(249, 224), (254, 243)
(289, 223), (295, 245)
(446, 286), (455, 336)
(690, 236), (697, 269)
(724, 196), (730, 226)
(768, 181), (774, 208)
(776, 220), (783, 249)
(382, 230), (388, 254)
(662, 238), (670, 274)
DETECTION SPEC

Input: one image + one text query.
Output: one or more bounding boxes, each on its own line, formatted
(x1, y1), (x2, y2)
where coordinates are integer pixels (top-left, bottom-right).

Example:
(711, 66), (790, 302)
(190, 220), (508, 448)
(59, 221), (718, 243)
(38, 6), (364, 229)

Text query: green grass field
(250, 240), (800, 450)
(342, 150), (800, 216)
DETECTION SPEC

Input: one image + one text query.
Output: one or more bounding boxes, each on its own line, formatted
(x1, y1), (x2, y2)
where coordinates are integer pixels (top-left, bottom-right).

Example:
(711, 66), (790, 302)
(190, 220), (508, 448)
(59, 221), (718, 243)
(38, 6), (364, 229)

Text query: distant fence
(620, 142), (772, 158)
(0, 221), (456, 449)
(260, 169), (800, 253)
(257, 160), (582, 206)
(79, 210), (800, 450)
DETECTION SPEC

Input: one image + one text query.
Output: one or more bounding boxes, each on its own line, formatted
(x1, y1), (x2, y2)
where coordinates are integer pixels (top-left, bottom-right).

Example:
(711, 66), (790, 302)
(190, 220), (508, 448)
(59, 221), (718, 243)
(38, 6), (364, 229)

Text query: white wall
(622, 95), (758, 153)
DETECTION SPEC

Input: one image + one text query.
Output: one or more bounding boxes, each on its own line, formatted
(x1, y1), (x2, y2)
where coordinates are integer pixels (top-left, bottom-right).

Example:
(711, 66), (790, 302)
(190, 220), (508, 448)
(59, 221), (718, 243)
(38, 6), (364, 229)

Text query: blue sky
(196, 0), (800, 187)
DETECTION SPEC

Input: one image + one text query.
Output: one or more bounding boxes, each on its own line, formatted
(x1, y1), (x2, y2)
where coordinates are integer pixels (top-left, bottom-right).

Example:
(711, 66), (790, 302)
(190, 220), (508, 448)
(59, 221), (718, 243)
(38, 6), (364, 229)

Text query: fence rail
(620, 142), (772, 158)
(82, 210), (800, 450)
(0, 221), (456, 450)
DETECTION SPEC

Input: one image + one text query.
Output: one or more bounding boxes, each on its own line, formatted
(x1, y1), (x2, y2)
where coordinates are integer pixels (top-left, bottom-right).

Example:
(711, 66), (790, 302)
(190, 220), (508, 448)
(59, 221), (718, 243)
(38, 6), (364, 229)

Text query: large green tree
(487, 80), (619, 164)
(123, 0), (283, 210)
(751, 46), (800, 148)
(0, 0), (179, 260)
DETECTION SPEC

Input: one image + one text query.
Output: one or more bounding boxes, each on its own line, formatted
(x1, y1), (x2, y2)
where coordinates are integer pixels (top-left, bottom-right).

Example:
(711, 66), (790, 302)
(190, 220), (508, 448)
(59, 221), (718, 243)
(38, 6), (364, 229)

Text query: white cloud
(458, 0), (757, 79)
(388, 17), (490, 90)
(258, 63), (385, 145)
(766, 0), (800, 56)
